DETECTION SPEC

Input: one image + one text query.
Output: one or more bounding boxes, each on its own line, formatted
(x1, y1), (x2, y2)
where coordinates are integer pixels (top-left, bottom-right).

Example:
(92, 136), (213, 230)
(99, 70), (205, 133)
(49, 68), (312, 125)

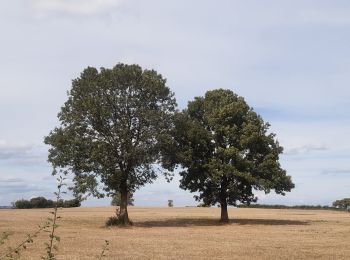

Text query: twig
(0, 223), (49, 260)
(97, 240), (110, 259)
(42, 175), (66, 260)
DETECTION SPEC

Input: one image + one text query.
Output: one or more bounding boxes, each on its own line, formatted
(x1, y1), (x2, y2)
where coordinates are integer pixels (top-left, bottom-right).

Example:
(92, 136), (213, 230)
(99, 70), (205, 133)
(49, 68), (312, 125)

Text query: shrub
(30, 197), (52, 208)
(105, 216), (121, 226)
(14, 199), (33, 209)
(105, 216), (133, 227)
(12, 197), (81, 209)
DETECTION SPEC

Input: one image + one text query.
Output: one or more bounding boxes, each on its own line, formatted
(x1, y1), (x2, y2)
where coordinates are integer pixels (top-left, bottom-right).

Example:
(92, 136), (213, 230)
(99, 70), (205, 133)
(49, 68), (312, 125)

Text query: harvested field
(0, 207), (349, 259)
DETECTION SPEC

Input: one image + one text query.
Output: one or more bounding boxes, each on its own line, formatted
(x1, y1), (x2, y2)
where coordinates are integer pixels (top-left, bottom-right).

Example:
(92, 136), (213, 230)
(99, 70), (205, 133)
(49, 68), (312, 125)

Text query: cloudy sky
(0, 0), (349, 207)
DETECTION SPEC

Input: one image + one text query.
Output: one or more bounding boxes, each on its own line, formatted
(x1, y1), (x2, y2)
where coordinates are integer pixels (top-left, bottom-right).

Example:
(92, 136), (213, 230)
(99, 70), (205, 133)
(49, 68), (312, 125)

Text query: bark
(220, 176), (229, 223)
(220, 200), (229, 223)
(117, 187), (132, 225)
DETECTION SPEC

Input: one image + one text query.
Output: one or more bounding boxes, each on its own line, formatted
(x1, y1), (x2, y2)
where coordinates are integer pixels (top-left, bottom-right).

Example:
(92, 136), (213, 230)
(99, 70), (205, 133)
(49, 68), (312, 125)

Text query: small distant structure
(168, 200), (173, 207)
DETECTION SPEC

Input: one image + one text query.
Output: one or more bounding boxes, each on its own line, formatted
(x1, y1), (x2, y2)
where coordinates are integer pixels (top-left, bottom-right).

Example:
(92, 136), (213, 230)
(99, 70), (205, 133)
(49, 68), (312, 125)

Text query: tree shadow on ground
(134, 218), (309, 228)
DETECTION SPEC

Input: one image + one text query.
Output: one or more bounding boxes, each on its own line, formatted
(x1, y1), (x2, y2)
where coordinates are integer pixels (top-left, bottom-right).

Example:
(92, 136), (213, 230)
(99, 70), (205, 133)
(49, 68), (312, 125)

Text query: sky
(0, 0), (349, 207)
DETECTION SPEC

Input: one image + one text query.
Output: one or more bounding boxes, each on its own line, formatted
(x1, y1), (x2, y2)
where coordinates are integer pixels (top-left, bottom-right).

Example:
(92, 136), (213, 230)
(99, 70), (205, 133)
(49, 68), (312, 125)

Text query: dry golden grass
(0, 206), (349, 259)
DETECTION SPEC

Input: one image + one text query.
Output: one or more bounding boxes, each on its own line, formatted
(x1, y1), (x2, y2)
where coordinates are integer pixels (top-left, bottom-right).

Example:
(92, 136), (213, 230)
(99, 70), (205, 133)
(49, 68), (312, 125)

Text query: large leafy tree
(45, 63), (176, 225)
(164, 89), (294, 222)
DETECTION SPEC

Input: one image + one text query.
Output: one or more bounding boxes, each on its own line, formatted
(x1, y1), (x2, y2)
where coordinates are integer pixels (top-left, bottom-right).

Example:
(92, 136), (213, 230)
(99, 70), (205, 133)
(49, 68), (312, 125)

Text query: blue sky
(0, 0), (349, 206)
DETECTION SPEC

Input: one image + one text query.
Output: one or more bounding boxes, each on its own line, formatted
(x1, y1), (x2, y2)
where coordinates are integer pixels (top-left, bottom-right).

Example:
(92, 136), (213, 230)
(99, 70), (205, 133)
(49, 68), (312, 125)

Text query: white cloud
(31, 0), (125, 16)
(0, 140), (48, 166)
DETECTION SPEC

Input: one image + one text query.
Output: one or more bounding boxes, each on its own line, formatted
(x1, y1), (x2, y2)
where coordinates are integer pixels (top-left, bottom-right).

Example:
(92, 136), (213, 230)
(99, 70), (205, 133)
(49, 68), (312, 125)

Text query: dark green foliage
(30, 197), (54, 208)
(164, 89), (294, 222)
(61, 198), (81, 208)
(12, 197), (80, 209)
(105, 216), (121, 226)
(168, 200), (173, 207)
(333, 198), (350, 210)
(111, 192), (134, 206)
(105, 216), (133, 226)
(13, 199), (33, 209)
(45, 63), (177, 225)
(197, 203), (210, 207)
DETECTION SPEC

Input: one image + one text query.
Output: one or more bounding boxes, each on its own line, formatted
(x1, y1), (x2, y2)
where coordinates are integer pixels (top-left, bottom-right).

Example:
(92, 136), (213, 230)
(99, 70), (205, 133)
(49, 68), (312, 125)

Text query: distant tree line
(238, 201), (349, 211)
(12, 197), (81, 209)
(332, 198), (350, 210)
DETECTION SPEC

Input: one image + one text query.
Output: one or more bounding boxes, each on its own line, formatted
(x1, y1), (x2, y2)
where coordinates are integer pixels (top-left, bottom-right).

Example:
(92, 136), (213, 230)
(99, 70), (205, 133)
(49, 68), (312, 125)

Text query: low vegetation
(238, 198), (350, 211)
(238, 204), (347, 211)
(12, 197), (81, 209)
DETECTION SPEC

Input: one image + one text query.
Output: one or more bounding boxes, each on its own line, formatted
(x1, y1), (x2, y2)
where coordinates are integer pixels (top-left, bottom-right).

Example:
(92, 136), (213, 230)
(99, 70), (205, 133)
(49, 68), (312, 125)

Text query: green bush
(105, 216), (120, 226)
(14, 199), (33, 209)
(12, 197), (81, 209)
(105, 216), (133, 226)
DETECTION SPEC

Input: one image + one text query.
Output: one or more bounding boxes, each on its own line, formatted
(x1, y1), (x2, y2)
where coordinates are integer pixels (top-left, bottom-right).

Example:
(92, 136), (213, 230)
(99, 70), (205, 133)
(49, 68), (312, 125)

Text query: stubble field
(0, 206), (349, 259)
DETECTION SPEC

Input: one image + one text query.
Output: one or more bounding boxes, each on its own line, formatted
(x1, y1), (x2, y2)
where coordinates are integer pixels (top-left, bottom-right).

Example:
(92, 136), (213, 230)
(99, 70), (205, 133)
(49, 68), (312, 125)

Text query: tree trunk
(220, 176), (229, 223)
(220, 201), (229, 223)
(117, 189), (131, 225)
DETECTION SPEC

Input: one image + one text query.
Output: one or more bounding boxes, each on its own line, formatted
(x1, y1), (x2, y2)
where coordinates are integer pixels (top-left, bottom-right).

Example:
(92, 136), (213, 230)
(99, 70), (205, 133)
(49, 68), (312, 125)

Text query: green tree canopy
(163, 89), (294, 222)
(45, 63), (176, 225)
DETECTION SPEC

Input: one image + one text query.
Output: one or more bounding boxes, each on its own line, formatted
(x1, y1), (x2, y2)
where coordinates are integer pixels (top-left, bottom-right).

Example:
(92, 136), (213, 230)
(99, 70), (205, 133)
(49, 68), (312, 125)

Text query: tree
(45, 63), (176, 225)
(11, 197), (80, 208)
(111, 192), (134, 206)
(333, 198), (350, 210)
(167, 200), (173, 207)
(13, 199), (32, 209)
(30, 197), (51, 208)
(164, 89), (294, 222)
(63, 198), (82, 208)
